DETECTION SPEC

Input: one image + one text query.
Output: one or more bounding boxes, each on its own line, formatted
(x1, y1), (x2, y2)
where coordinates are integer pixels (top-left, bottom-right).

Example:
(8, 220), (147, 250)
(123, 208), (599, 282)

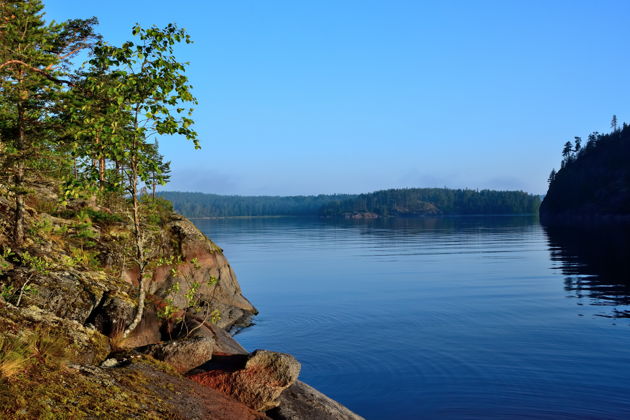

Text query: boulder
(8, 267), (108, 324)
(88, 291), (163, 349)
(185, 316), (248, 355)
(189, 350), (301, 411)
(88, 291), (136, 336)
(145, 215), (258, 331)
(142, 336), (215, 373)
(268, 381), (366, 420)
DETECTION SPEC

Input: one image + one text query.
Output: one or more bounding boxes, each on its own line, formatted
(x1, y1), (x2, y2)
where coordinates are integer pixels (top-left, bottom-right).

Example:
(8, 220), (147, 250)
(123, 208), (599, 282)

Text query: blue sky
(45, 0), (630, 195)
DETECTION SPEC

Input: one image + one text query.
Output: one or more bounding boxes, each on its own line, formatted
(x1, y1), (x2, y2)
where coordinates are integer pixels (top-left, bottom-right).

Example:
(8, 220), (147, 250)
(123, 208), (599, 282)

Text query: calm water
(194, 216), (630, 420)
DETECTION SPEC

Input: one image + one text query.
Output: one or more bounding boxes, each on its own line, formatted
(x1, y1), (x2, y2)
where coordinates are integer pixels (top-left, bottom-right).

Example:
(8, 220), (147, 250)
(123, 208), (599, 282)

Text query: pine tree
(574, 136), (582, 153)
(548, 169), (557, 185)
(562, 141), (573, 162)
(0, 0), (97, 245)
(611, 114), (618, 132)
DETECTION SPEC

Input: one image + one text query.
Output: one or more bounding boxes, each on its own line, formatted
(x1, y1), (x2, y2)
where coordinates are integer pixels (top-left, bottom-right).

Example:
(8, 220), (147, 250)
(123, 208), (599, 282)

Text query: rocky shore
(0, 194), (364, 419)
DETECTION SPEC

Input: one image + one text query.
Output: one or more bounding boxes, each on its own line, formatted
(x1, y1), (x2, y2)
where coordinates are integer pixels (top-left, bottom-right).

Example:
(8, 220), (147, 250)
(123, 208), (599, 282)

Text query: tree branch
(49, 41), (89, 68)
(0, 59), (74, 86)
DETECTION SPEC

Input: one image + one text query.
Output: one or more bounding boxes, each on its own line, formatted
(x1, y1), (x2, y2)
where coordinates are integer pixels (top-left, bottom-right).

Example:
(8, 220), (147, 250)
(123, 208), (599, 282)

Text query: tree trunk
(99, 157), (105, 184)
(123, 157), (146, 338)
(13, 101), (25, 246)
(96, 134), (105, 186)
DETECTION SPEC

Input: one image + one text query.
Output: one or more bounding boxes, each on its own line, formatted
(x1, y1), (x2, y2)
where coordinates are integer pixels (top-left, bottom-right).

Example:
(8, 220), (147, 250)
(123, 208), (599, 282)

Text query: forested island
(319, 188), (541, 218)
(540, 119), (630, 223)
(158, 192), (356, 218)
(160, 188), (541, 219)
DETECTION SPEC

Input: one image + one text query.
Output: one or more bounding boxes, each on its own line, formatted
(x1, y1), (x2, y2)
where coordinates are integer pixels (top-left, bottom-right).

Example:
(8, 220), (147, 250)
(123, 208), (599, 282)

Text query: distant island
(158, 192), (357, 218)
(160, 188), (541, 219)
(540, 120), (630, 223)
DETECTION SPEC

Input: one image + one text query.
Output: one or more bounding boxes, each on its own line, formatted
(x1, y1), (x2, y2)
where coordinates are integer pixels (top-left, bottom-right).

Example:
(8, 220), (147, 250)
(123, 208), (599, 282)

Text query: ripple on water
(198, 217), (630, 420)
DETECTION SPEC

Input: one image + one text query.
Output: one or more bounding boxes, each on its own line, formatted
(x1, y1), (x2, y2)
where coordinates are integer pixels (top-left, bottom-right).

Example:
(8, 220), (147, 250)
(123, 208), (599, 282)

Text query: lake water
(194, 216), (630, 420)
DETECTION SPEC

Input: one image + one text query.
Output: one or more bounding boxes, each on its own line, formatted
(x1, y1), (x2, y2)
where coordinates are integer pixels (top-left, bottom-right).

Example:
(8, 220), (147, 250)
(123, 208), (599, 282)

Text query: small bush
(27, 217), (54, 239)
(66, 247), (99, 269)
(85, 208), (124, 225)
(141, 196), (173, 227)
(71, 211), (99, 245)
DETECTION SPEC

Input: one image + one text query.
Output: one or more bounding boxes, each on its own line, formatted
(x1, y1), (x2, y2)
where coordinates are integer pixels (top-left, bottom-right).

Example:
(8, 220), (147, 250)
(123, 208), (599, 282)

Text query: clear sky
(45, 0), (630, 196)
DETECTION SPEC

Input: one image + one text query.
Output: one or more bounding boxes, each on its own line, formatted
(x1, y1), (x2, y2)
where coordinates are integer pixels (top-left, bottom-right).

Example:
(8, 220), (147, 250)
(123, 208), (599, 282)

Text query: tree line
(158, 191), (357, 217)
(319, 188), (541, 217)
(160, 188), (541, 218)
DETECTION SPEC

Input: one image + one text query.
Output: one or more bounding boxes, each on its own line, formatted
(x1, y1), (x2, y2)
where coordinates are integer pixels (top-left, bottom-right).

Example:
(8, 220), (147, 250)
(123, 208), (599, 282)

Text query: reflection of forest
(544, 223), (630, 316)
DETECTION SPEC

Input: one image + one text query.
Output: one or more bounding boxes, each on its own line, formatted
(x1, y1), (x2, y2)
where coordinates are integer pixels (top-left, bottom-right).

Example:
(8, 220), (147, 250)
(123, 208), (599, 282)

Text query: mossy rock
(0, 355), (269, 420)
(0, 303), (110, 365)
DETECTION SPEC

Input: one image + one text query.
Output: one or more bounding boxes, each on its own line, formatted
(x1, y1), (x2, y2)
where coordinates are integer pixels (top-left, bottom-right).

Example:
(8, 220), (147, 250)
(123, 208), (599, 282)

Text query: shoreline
(188, 213), (540, 220)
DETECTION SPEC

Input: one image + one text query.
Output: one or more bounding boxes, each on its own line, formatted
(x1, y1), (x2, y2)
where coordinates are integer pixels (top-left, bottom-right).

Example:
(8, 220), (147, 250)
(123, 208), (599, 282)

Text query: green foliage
(84, 208), (124, 225)
(157, 299), (179, 321)
(157, 281), (181, 320)
(82, 22), (199, 195)
(0, 247), (14, 274)
(0, 248), (15, 302)
(74, 22), (201, 337)
(155, 255), (182, 268)
(184, 281), (201, 307)
(71, 211), (98, 242)
(0, 0), (100, 244)
(210, 309), (221, 324)
(207, 275), (219, 287)
(2, 1), (197, 246)
(62, 246), (99, 270)
(0, 280), (38, 305)
(141, 195), (174, 227)
(27, 217), (54, 238)
(60, 178), (99, 206)
(0, 284), (15, 302)
(20, 251), (51, 275)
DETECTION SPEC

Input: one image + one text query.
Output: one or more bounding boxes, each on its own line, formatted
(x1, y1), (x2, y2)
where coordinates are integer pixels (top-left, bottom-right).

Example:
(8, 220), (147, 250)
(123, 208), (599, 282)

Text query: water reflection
(323, 214), (540, 231)
(544, 223), (630, 316)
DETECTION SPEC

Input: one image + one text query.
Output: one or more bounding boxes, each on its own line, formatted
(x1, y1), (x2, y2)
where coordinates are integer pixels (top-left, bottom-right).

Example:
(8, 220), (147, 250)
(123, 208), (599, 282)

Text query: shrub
(85, 208), (124, 225)
(141, 196), (174, 227)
